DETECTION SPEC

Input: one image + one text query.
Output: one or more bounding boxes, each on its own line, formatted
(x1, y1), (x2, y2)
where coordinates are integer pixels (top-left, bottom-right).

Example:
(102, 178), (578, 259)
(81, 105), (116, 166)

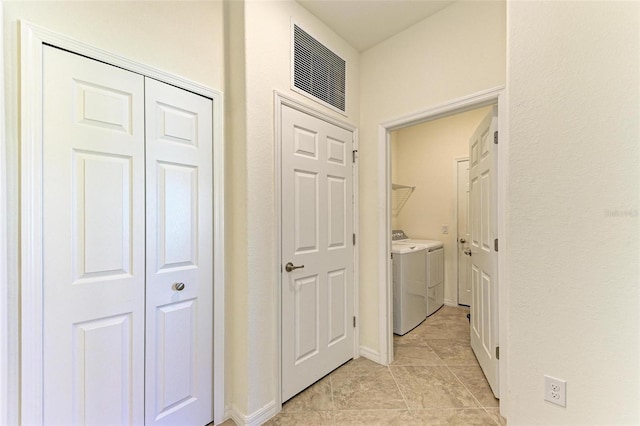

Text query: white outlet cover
(544, 375), (567, 407)
(442, 225), (449, 234)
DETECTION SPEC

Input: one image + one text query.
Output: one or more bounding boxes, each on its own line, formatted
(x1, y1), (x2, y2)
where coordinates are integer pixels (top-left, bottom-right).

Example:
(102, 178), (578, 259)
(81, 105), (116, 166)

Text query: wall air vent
(293, 24), (346, 112)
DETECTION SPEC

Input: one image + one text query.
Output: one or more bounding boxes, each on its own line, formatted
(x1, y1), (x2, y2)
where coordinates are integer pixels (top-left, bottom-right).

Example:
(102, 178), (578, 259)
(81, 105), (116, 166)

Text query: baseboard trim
(359, 345), (381, 364)
(444, 299), (457, 307)
(226, 400), (277, 426)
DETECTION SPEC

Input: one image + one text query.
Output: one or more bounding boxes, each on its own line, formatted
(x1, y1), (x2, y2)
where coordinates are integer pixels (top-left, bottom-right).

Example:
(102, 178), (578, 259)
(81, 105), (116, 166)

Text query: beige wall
(9, 1), (635, 424)
(2, 0), (359, 420)
(227, 0), (360, 418)
(506, 1), (639, 423)
(391, 106), (492, 306)
(359, 0), (506, 353)
(223, 0), (249, 418)
(3, 1), (224, 88)
(2, 2), (225, 423)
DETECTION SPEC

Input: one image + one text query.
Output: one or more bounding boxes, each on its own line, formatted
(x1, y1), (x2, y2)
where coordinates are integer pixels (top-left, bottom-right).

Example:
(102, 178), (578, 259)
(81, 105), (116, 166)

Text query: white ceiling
(297, 0), (457, 52)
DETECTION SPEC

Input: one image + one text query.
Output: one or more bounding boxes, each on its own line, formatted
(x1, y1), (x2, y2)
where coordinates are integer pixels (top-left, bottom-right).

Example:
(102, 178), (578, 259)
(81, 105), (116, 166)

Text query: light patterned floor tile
(333, 409), (415, 425)
(263, 410), (333, 425)
(419, 323), (471, 341)
(436, 305), (470, 317)
(449, 365), (499, 407)
(394, 326), (432, 347)
(411, 408), (499, 425)
(392, 344), (444, 366)
(485, 407), (507, 425)
(281, 376), (333, 412)
(391, 365), (479, 409)
(427, 338), (479, 365)
(256, 306), (505, 425)
(331, 358), (407, 410)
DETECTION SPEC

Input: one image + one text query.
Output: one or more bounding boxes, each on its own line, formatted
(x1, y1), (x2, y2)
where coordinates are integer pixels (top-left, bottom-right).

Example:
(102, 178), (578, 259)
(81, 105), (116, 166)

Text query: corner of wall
(0, 4), (8, 424)
(222, 0), (251, 416)
(358, 345), (382, 364)
(226, 400), (278, 426)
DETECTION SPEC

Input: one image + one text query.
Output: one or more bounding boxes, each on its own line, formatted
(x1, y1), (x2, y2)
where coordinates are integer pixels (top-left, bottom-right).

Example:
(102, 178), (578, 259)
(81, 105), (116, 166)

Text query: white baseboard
(225, 400), (278, 426)
(359, 345), (381, 364)
(444, 299), (457, 307)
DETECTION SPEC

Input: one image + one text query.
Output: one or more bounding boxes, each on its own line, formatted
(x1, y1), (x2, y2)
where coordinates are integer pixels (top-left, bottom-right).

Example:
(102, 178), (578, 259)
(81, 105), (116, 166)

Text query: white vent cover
(293, 24), (346, 112)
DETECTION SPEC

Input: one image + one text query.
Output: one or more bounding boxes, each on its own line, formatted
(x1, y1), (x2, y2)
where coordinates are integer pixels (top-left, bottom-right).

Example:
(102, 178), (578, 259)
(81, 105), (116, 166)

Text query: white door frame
(377, 86), (508, 416)
(274, 91), (359, 411)
(0, 5), (8, 425)
(19, 21), (226, 425)
(453, 156), (469, 307)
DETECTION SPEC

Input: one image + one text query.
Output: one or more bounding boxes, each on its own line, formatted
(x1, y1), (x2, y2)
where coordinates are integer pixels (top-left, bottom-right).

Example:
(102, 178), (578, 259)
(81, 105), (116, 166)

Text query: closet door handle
(173, 282), (186, 291)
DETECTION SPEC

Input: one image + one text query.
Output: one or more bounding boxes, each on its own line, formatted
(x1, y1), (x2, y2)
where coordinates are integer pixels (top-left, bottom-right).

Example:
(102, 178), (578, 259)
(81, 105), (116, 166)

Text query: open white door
(469, 107), (499, 398)
(281, 104), (354, 401)
(144, 78), (213, 425)
(457, 160), (471, 306)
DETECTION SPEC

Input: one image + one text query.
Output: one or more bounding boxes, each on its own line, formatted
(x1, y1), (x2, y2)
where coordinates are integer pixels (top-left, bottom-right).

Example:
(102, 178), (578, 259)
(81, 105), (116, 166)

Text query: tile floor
(222, 305), (506, 425)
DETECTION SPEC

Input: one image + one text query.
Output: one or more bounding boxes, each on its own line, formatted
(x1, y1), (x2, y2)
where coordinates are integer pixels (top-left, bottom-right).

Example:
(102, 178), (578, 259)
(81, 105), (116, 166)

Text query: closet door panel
(42, 46), (145, 425)
(156, 161), (198, 269)
(145, 77), (214, 426)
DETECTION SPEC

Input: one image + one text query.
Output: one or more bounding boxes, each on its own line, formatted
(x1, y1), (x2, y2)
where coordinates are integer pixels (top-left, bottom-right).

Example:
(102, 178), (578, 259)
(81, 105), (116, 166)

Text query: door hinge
(496, 346), (500, 360)
(494, 238), (499, 252)
(494, 131), (498, 145)
(353, 316), (356, 327)
(352, 150), (358, 163)
(353, 233), (356, 245)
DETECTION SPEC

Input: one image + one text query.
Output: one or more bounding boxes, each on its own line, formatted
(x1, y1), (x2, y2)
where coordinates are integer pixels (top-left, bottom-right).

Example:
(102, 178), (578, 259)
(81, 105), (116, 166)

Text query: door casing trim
(274, 91), (359, 412)
(0, 5), (8, 425)
(377, 85), (508, 418)
(453, 156), (470, 307)
(19, 20), (226, 425)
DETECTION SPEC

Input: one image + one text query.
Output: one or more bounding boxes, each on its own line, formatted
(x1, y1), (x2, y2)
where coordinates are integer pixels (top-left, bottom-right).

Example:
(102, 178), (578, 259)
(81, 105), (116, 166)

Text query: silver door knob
(173, 282), (185, 291)
(463, 249), (472, 256)
(285, 262), (304, 272)
(459, 238), (466, 244)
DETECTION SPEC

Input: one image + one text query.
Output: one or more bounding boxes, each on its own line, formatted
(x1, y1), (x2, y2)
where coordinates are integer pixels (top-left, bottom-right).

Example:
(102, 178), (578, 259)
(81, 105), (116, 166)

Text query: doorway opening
(390, 106), (492, 308)
(377, 86), (507, 411)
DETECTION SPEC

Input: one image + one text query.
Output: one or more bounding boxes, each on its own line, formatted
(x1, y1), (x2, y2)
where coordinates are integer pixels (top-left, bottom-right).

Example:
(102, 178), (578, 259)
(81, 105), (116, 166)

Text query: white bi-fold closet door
(42, 45), (213, 425)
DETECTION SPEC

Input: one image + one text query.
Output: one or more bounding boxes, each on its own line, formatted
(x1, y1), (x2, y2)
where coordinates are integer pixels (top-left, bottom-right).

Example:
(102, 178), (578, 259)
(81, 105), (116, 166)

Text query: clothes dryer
(391, 242), (427, 335)
(392, 230), (445, 316)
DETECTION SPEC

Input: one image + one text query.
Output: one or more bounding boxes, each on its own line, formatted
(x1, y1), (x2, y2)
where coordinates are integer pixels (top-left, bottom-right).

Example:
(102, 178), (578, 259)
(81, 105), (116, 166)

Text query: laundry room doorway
(390, 107), (492, 310)
(379, 87), (506, 398)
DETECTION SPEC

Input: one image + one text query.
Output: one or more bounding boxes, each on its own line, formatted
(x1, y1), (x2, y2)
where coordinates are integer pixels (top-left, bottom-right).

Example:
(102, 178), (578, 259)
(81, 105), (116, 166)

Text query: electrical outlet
(544, 375), (566, 407)
(442, 225), (449, 234)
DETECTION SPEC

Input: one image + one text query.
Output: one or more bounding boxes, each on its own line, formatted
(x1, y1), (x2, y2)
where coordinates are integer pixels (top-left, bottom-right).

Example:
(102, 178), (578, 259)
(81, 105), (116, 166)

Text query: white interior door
(469, 107), (499, 398)
(43, 46), (146, 425)
(145, 78), (213, 425)
(281, 105), (354, 401)
(457, 160), (471, 306)
(42, 46), (214, 425)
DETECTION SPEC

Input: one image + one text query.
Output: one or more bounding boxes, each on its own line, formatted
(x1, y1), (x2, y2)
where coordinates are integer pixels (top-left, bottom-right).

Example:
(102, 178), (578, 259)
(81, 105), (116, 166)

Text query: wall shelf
(391, 183), (415, 216)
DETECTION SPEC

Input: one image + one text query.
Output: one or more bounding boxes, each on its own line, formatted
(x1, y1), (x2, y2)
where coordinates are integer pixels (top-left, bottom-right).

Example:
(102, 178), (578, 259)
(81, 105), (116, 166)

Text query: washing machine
(392, 230), (445, 316)
(392, 242), (427, 335)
